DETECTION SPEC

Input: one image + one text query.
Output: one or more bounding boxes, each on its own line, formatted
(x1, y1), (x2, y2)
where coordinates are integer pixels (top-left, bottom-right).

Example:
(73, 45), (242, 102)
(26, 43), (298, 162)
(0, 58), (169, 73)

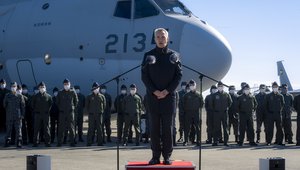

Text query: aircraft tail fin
(277, 60), (293, 91)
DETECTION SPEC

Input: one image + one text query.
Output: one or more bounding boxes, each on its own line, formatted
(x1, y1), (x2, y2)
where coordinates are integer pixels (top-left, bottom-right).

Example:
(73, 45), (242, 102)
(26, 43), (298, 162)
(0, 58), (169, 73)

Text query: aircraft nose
(179, 23), (232, 88)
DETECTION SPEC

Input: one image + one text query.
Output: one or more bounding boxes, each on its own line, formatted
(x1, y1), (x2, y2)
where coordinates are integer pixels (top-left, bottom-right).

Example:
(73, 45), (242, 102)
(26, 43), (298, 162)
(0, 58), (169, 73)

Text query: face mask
(64, 85), (70, 90)
(130, 89), (136, 95)
(22, 89), (28, 94)
(181, 85), (186, 90)
(218, 87), (223, 92)
(11, 87), (17, 92)
(189, 85), (196, 91)
(101, 89), (106, 94)
(244, 89), (250, 95)
(17, 90), (22, 95)
(93, 88), (99, 94)
(273, 88), (279, 93)
(53, 92), (58, 97)
(39, 87), (46, 93)
(229, 90), (235, 94)
(0, 84), (5, 89)
(260, 89), (265, 93)
(75, 89), (80, 94)
(186, 89), (191, 93)
(121, 90), (127, 95)
(212, 89), (218, 94)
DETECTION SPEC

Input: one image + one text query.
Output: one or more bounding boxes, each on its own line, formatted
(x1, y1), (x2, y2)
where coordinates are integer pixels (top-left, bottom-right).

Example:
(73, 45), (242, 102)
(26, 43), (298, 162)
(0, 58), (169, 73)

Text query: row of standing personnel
(0, 78), (115, 147)
(177, 80), (300, 146)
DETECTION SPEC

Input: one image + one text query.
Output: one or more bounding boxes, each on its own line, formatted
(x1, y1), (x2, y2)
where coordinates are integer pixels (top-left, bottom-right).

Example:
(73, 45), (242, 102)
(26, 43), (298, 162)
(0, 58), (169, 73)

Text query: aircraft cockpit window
(154, 0), (191, 16)
(134, 0), (159, 19)
(114, 0), (132, 19)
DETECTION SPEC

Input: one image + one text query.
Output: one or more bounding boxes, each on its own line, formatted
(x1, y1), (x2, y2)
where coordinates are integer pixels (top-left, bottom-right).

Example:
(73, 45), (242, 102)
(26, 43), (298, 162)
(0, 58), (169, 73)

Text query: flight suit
(122, 94), (142, 145)
(141, 46), (182, 160)
(282, 93), (294, 143)
(114, 93), (127, 142)
(212, 91), (232, 145)
(205, 94), (214, 143)
(183, 90), (204, 145)
(3, 92), (25, 145)
(102, 93), (112, 142)
(85, 92), (106, 146)
(228, 93), (239, 142)
(0, 87), (10, 132)
(23, 93), (33, 144)
(75, 92), (85, 141)
(264, 92), (284, 145)
(177, 89), (186, 141)
(31, 92), (52, 145)
(237, 94), (257, 145)
(293, 95), (300, 145)
(255, 92), (267, 142)
(56, 89), (78, 146)
(50, 95), (59, 143)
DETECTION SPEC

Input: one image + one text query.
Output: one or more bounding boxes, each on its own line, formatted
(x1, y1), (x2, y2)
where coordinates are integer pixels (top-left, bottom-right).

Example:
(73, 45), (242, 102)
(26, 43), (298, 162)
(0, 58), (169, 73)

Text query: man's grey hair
(154, 28), (169, 38)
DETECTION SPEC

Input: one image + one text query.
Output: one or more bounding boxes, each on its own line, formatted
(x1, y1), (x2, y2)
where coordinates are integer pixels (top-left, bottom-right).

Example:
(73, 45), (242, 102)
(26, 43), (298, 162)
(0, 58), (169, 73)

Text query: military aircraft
(277, 60), (300, 96)
(0, 0), (232, 95)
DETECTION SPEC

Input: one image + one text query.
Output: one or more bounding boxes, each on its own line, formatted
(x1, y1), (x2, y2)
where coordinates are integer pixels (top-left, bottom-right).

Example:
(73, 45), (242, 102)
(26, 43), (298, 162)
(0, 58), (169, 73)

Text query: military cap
(281, 84), (288, 89)
(243, 84), (250, 90)
(229, 85), (236, 90)
(210, 85), (217, 90)
(130, 84), (137, 89)
(38, 81), (46, 87)
(17, 84), (22, 90)
(189, 79), (196, 85)
(74, 85), (80, 90)
(121, 84), (127, 89)
(53, 87), (59, 92)
(63, 79), (70, 84)
(22, 84), (28, 89)
(92, 82), (99, 90)
(259, 84), (266, 89)
(181, 81), (187, 86)
(217, 81), (224, 86)
(11, 82), (17, 87)
(0, 79), (6, 84)
(272, 81), (279, 87)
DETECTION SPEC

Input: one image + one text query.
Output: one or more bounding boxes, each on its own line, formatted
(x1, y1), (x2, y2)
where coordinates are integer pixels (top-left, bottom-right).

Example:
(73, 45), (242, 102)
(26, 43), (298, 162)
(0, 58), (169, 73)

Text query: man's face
(155, 31), (168, 48)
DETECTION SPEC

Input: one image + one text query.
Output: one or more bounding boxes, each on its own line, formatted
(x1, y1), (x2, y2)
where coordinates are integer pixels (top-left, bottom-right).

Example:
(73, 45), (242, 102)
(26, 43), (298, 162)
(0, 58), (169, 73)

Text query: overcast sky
(182, 0), (300, 91)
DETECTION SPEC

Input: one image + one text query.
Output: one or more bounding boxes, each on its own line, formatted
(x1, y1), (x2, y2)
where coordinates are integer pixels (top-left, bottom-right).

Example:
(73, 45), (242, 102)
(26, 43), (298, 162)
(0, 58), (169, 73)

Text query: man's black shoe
(205, 140), (212, 144)
(45, 143), (51, 147)
(288, 141), (294, 144)
(163, 158), (172, 165)
(4, 139), (11, 147)
(296, 143), (300, 146)
(97, 143), (103, 146)
(238, 142), (243, 146)
(224, 143), (229, 147)
(266, 143), (271, 146)
(17, 140), (22, 148)
(177, 137), (183, 142)
(256, 140), (260, 143)
(212, 143), (218, 146)
(277, 143), (285, 146)
(136, 142), (140, 146)
(219, 139), (224, 143)
(183, 142), (187, 146)
(148, 158), (160, 165)
(249, 142), (258, 146)
(56, 143), (62, 147)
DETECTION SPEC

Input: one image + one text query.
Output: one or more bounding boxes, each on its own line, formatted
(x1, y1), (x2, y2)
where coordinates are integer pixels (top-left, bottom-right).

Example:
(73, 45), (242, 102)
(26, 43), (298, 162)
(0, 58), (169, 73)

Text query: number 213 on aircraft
(105, 33), (147, 54)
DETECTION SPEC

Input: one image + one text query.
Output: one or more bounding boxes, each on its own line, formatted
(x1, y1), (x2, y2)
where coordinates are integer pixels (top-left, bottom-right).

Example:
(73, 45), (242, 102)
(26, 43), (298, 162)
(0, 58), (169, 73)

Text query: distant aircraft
(277, 60), (300, 96)
(0, 0), (232, 96)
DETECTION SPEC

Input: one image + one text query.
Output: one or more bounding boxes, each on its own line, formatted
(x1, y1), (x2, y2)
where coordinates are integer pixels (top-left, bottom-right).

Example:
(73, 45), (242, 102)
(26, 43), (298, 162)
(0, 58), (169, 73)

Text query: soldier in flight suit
(205, 85), (217, 144)
(50, 87), (59, 143)
(3, 82), (25, 148)
(281, 84), (294, 144)
(0, 79), (10, 132)
(100, 85), (112, 143)
(177, 81), (187, 142)
(74, 85), (85, 142)
(255, 84), (267, 143)
(31, 82), (52, 147)
(228, 85), (239, 143)
(114, 84), (128, 143)
(86, 82), (106, 146)
(56, 79), (78, 147)
(264, 82), (285, 146)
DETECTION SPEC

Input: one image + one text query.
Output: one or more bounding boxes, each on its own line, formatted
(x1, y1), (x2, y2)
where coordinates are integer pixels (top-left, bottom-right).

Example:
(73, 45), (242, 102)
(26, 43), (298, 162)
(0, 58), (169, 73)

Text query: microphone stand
(101, 65), (141, 170)
(182, 64), (226, 170)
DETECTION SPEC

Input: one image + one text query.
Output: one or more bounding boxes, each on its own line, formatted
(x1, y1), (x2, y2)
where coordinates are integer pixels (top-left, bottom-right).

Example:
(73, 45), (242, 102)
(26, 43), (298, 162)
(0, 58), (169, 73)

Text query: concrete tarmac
(0, 111), (299, 170)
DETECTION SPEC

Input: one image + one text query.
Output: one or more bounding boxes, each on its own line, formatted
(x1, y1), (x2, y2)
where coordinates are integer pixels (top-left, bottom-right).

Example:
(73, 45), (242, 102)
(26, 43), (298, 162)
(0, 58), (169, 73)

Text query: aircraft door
(16, 59), (37, 87)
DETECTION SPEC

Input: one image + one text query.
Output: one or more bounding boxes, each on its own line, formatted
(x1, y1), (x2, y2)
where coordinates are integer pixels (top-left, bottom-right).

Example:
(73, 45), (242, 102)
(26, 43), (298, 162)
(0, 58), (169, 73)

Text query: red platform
(126, 161), (196, 170)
